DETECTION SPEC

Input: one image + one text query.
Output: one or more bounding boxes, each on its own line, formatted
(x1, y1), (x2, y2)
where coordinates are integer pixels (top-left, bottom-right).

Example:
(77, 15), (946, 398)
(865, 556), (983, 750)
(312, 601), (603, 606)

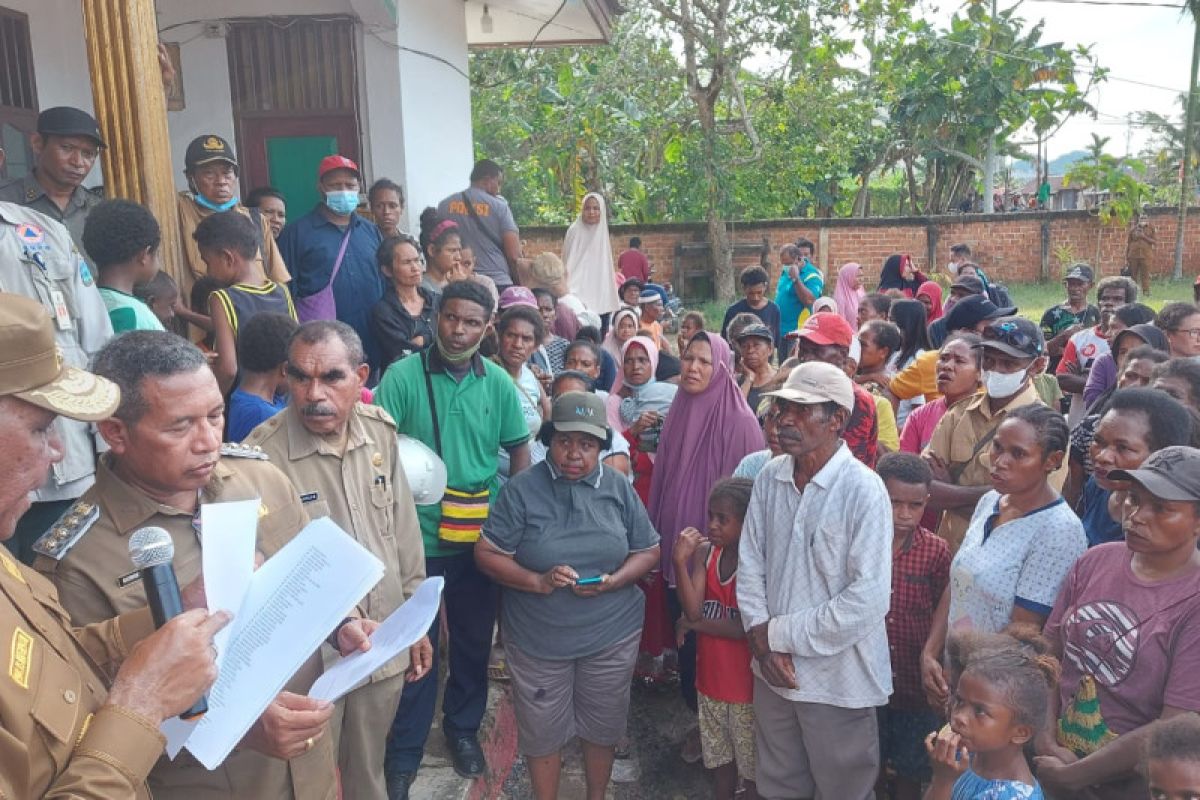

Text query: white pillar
(360, 0), (475, 233)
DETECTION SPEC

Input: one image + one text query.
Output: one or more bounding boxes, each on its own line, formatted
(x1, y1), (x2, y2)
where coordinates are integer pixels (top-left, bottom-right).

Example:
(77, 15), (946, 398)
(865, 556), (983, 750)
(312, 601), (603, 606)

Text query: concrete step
(409, 680), (519, 800)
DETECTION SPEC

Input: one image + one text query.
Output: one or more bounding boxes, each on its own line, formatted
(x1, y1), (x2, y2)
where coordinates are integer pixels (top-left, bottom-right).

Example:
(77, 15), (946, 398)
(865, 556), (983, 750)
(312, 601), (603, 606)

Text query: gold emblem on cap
(203, 136), (224, 151)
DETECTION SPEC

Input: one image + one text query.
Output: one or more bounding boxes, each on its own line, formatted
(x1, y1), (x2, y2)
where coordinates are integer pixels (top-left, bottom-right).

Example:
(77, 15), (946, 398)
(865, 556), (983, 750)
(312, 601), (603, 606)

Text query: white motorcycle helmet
(396, 434), (447, 506)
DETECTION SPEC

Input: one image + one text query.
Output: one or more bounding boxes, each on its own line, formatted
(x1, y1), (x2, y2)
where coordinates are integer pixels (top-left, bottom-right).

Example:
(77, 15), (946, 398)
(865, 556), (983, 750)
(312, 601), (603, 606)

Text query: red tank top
(695, 546), (754, 704)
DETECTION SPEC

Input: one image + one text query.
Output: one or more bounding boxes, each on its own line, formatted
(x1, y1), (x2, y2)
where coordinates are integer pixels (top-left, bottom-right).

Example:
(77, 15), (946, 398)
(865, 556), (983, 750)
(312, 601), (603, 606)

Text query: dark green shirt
(374, 348), (530, 557)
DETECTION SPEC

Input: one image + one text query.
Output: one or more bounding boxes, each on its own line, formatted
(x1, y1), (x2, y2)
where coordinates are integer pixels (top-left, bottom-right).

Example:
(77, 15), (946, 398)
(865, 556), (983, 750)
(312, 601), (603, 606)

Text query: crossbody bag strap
(327, 223), (353, 290)
(422, 352), (443, 456)
(947, 425), (1000, 484)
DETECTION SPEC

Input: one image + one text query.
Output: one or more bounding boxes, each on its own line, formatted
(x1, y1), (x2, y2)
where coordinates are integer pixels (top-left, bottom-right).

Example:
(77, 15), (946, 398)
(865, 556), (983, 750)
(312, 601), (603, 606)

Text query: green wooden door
(266, 135), (338, 214)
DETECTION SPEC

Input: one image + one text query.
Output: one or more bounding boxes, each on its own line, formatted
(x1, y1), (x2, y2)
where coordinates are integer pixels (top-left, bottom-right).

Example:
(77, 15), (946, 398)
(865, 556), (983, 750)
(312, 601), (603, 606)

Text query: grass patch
(681, 278), (1194, 333)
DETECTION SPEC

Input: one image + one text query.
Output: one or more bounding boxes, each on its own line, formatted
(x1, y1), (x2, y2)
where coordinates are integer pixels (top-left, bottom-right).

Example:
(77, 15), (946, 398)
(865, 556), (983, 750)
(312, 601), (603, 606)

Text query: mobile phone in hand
(575, 576), (604, 586)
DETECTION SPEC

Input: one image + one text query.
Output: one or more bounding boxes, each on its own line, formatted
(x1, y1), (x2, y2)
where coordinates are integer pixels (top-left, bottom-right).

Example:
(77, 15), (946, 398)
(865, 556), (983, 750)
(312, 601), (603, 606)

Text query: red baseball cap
(318, 155), (360, 179)
(797, 312), (854, 349)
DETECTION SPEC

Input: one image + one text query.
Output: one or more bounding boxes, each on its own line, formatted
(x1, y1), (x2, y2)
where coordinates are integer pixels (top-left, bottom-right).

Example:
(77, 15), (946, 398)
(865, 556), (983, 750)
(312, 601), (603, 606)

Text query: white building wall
(390, 0), (475, 231)
(8, 0), (97, 186)
(13, 0), (476, 216)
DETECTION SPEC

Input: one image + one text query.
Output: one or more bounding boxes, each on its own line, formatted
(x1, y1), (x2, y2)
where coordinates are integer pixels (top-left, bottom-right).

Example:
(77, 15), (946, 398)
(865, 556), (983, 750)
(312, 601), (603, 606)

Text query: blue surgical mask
(194, 194), (239, 213)
(324, 190), (360, 216)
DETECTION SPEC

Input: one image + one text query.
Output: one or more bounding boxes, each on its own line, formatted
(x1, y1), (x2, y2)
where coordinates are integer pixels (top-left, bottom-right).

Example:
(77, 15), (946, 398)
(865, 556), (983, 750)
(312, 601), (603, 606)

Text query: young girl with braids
(925, 628), (1060, 799)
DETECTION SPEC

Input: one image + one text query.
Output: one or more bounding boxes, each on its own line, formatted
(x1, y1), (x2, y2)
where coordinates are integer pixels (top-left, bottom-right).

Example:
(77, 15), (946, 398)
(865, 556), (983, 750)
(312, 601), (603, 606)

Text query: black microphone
(128, 526), (208, 720)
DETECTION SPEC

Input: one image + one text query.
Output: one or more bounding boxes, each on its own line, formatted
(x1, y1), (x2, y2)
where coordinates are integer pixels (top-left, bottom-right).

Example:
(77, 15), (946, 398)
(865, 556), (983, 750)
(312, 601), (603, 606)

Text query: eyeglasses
(1171, 327), (1200, 340)
(982, 320), (1043, 356)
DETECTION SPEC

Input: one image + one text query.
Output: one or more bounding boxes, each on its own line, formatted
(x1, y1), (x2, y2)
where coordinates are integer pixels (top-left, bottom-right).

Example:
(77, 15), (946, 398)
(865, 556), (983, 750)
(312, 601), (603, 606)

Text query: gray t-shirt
(438, 186), (519, 289)
(483, 459), (659, 660)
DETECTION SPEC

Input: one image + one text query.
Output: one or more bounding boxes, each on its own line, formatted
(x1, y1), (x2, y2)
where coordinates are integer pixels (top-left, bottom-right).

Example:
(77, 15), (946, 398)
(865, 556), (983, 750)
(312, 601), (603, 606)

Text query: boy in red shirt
(674, 477), (758, 800)
(876, 453), (950, 800)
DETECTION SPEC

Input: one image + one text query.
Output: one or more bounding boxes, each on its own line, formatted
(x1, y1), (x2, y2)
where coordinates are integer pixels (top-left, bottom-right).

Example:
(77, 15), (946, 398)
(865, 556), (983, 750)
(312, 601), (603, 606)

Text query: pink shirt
(1045, 543), (1200, 735)
(900, 396), (949, 454)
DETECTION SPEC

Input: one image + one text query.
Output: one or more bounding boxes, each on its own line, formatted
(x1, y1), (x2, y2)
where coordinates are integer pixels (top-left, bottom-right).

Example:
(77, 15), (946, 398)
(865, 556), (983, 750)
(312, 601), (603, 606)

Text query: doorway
(225, 16), (361, 212)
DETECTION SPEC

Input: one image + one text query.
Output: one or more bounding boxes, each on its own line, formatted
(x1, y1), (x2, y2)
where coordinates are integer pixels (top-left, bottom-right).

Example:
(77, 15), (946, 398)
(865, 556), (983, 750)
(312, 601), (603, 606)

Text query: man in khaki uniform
(924, 317), (1064, 552)
(32, 329), (375, 799)
(0, 293), (227, 799)
(0, 200), (113, 564)
(245, 319), (430, 800)
(176, 134), (289, 308)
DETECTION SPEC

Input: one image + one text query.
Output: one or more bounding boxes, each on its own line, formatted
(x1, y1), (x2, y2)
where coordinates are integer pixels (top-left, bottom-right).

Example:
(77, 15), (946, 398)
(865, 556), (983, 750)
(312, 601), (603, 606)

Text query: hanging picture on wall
(162, 42), (185, 111)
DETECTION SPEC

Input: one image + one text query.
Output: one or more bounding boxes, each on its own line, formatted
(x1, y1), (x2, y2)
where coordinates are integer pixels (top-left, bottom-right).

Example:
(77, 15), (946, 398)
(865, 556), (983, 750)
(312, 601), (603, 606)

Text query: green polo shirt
(374, 348), (530, 557)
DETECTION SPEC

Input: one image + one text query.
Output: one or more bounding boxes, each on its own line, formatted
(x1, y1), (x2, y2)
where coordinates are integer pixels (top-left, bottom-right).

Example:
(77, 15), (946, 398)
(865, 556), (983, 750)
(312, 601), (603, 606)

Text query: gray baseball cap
(1108, 446), (1200, 502)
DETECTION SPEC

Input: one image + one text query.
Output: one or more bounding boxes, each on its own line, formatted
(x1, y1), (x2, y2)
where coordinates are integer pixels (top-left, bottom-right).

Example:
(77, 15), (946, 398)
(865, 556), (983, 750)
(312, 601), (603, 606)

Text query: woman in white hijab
(563, 192), (620, 318)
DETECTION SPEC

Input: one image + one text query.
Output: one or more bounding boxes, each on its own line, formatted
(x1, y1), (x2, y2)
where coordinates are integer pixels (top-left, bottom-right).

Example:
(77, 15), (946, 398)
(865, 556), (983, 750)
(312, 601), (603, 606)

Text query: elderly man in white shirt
(737, 361), (893, 800)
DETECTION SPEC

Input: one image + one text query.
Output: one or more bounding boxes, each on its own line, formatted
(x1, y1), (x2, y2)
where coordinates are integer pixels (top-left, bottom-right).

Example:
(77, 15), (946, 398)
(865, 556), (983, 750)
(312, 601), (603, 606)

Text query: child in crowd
(134, 270), (181, 330)
(925, 629), (1059, 800)
(188, 275), (220, 350)
(674, 478), (759, 800)
(876, 453), (950, 800)
(225, 312), (297, 442)
(82, 199), (164, 332)
(620, 277), (645, 308)
(193, 210), (296, 393)
(678, 310), (706, 354)
(1145, 714), (1200, 800)
(721, 266), (782, 355)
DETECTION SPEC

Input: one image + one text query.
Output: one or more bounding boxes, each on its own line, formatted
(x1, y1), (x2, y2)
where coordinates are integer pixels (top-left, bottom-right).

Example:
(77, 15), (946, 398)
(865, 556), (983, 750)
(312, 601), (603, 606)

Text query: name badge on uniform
(50, 290), (73, 331)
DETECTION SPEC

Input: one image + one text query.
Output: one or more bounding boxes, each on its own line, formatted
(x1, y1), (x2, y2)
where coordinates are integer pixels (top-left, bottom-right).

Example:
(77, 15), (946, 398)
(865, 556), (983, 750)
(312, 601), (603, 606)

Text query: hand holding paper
(309, 577), (445, 703)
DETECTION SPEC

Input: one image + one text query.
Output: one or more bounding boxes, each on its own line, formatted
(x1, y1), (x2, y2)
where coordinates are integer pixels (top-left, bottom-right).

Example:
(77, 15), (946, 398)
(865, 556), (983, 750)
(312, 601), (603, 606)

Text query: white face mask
(983, 368), (1027, 399)
(947, 261), (960, 276)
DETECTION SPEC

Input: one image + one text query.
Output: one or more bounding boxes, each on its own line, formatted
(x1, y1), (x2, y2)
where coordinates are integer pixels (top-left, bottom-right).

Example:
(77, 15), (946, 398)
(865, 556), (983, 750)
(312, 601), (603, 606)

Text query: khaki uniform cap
(0, 293), (118, 421)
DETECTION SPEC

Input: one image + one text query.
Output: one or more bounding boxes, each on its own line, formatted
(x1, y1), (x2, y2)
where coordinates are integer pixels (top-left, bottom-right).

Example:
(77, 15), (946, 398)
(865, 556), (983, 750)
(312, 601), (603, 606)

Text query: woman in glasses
(1158, 301), (1200, 358)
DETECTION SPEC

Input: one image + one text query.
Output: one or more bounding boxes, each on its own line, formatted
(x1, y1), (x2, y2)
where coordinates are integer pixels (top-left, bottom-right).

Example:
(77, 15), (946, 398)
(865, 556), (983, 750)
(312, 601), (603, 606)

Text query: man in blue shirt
(278, 155), (385, 374)
(775, 237), (824, 346)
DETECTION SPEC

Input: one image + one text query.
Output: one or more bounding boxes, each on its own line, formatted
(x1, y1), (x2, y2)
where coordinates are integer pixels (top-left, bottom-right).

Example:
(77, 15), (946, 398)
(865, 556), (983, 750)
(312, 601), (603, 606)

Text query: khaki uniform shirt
(0, 202), (112, 502)
(0, 173), (101, 258)
(924, 382), (1065, 551)
(176, 193), (290, 303)
(0, 547), (164, 800)
(32, 449), (337, 800)
(244, 404), (426, 679)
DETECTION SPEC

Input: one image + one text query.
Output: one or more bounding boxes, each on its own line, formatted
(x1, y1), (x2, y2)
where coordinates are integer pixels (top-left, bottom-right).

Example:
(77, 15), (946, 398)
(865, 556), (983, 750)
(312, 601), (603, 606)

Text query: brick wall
(520, 207), (1198, 299)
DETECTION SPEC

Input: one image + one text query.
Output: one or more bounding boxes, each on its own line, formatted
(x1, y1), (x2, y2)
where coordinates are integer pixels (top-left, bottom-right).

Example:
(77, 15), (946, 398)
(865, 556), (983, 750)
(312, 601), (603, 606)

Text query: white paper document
(202, 499), (259, 657)
(309, 576), (444, 703)
(163, 514), (384, 769)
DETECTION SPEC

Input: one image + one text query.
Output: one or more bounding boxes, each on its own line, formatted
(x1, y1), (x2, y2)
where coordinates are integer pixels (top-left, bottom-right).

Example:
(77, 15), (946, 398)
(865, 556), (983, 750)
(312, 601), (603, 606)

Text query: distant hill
(1010, 149), (1089, 180)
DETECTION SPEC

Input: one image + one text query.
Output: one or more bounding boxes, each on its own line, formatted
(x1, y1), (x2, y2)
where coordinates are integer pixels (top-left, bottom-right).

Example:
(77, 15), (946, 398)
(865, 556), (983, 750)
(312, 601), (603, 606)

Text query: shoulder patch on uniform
(0, 550), (24, 584)
(79, 259), (94, 286)
(32, 500), (100, 561)
(358, 402), (396, 427)
(15, 222), (44, 246)
(9, 627), (33, 688)
(220, 442), (269, 460)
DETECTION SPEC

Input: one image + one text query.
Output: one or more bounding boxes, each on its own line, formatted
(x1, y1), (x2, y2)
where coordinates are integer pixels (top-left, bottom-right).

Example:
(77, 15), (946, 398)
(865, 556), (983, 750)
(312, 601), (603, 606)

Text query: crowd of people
(4, 103), (1200, 800)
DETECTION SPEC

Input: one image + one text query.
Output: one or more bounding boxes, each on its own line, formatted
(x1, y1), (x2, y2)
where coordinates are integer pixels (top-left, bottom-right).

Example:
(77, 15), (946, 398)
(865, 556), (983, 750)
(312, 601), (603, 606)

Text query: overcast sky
(919, 0), (1193, 162)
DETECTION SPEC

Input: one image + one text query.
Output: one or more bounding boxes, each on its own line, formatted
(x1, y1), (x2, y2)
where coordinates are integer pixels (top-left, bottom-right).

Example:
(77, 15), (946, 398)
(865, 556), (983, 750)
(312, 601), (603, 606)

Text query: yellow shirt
(872, 391), (900, 453)
(890, 349), (941, 403)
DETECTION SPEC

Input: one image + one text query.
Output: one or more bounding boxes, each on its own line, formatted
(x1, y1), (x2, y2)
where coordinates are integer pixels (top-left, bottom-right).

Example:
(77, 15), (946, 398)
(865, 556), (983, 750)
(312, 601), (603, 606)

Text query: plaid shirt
(886, 526), (950, 710)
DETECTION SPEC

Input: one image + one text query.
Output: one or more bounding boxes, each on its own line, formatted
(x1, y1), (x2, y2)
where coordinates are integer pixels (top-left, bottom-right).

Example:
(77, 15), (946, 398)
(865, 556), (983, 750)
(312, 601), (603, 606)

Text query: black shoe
(447, 735), (486, 778)
(386, 771), (415, 800)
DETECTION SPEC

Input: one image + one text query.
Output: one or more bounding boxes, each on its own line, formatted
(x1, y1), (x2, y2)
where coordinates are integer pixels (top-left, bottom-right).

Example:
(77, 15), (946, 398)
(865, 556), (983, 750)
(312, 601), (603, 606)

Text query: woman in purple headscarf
(646, 331), (765, 732)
